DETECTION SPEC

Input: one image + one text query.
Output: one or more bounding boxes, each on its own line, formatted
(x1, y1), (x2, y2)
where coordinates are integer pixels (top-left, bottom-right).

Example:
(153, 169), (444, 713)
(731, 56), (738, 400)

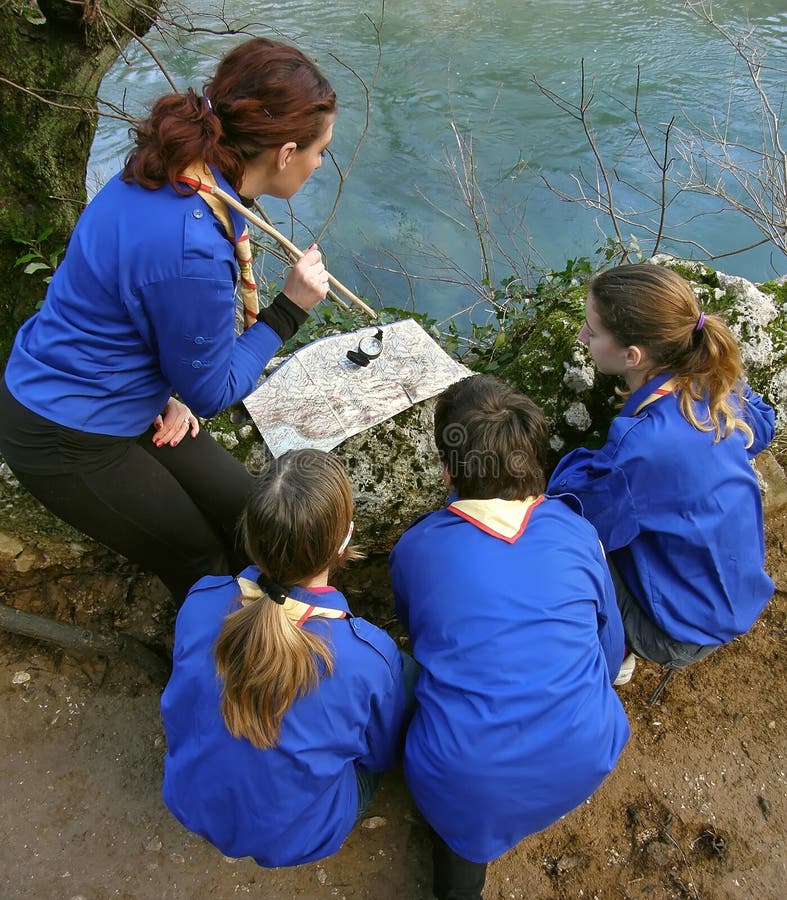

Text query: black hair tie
(256, 571), (289, 605)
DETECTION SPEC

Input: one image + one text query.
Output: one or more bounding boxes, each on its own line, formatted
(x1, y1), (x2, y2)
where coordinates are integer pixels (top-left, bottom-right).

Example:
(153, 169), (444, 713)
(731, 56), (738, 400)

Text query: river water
(90, 1), (787, 321)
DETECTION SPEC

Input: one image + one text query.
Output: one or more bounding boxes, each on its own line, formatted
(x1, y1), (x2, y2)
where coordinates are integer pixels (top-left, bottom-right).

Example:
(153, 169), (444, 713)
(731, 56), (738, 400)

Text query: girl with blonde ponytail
(548, 263), (775, 682)
(161, 449), (412, 868)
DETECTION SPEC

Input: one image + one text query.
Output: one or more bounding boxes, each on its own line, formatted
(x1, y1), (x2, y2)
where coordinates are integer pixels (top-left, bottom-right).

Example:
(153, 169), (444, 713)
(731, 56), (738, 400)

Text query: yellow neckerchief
(236, 577), (347, 628)
(447, 495), (545, 543)
(632, 376), (678, 415)
(179, 163), (259, 330)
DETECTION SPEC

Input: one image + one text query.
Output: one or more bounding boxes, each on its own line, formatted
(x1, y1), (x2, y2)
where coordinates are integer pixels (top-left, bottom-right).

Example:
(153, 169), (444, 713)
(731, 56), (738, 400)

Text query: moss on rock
(497, 289), (619, 465)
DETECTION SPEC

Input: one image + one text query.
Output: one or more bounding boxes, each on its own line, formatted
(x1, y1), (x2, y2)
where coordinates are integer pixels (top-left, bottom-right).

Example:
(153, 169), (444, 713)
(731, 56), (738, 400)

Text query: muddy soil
(1, 481), (785, 900)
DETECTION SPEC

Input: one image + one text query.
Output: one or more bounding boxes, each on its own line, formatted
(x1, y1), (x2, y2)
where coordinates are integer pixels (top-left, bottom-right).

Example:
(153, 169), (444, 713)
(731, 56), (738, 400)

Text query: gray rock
(0, 261), (783, 638)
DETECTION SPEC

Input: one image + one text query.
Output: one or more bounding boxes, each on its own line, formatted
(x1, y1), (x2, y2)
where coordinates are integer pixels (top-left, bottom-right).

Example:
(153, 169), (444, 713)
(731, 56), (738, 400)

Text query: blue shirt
(160, 567), (408, 867)
(389, 496), (629, 863)
(548, 373), (775, 645)
(4, 169), (282, 436)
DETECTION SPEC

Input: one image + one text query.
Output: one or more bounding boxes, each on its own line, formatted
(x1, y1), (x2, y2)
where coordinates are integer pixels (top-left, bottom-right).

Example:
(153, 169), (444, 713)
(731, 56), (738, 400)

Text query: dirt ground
(1, 467), (785, 900)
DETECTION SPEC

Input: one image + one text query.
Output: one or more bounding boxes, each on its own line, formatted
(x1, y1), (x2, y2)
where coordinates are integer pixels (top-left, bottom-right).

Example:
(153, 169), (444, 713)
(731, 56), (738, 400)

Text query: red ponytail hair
(123, 37), (336, 193)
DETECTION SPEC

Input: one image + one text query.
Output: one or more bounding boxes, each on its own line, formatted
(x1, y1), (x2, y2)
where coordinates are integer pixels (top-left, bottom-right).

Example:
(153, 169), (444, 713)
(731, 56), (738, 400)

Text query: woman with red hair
(0, 38), (337, 600)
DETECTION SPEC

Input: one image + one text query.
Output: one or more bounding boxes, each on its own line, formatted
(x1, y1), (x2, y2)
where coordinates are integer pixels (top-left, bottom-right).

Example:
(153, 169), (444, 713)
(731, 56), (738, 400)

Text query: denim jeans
(608, 560), (717, 669)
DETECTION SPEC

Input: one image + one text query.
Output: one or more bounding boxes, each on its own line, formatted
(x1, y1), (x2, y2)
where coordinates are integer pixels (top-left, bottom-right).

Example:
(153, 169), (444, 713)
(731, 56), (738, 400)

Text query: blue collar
(621, 371), (675, 417)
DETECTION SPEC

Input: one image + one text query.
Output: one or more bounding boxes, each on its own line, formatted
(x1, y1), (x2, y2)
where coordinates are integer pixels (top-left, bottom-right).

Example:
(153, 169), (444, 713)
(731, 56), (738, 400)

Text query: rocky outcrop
(1, 261), (784, 651)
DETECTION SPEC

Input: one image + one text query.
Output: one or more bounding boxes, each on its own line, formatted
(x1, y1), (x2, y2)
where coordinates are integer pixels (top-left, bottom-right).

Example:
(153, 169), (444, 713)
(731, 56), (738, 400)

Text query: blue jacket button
(194, 336), (206, 345)
(192, 208), (203, 219)
(191, 360), (203, 369)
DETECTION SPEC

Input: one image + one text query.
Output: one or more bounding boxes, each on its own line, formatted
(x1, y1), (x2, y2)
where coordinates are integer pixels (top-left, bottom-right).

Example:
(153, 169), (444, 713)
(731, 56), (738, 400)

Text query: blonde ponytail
(215, 593), (334, 750)
(672, 313), (754, 446)
(213, 449), (357, 750)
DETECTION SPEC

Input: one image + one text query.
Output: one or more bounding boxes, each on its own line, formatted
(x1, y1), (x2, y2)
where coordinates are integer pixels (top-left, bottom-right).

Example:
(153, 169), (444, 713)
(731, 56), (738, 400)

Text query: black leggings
(0, 380), (254, 601)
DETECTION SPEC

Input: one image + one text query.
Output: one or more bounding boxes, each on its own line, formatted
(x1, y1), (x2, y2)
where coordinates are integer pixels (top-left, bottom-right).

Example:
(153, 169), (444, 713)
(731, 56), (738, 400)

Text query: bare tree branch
(316, 1), (386, 241)
(677, 1), (787, 254)
(98, 5), (178, 91)
(532, 61), (633, 262)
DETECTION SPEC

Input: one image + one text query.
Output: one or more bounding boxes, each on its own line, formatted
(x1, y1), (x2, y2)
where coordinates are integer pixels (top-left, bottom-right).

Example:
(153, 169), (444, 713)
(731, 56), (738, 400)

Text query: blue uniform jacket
(389, 496), (629, 863)
(161, 567), (408, 867)
(4, 169), (282, 436)
(548, 373), (775, 645)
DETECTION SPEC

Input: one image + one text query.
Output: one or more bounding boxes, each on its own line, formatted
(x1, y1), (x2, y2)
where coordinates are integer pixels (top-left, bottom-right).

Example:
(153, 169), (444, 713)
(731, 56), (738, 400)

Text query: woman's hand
(283, 244), (329, 312)
(152, 397), (200, 448)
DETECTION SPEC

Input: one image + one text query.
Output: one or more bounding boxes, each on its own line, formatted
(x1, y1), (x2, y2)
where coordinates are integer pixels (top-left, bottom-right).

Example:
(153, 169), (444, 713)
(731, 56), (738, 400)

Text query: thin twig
(99, 6), (179, 91)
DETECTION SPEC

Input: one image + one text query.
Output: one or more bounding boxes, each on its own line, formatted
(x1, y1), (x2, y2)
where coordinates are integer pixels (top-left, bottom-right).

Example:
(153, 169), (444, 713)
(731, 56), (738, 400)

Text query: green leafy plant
(13, 228), (64, 288)
(442, 257), (596, 377)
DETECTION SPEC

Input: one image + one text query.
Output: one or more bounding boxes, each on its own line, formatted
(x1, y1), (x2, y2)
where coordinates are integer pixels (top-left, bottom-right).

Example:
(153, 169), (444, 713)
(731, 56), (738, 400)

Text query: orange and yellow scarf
(236, 576), (347, 629)
(179, 163), (259, 330)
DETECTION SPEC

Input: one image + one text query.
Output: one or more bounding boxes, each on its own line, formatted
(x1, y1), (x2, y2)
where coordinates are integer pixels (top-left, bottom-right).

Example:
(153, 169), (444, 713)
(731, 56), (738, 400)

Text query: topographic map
(243, 319), (471, 456)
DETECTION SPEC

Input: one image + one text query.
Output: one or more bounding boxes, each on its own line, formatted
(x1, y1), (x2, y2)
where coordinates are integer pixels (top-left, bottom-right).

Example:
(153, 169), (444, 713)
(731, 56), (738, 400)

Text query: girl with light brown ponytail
(548, 263), (775, 684)
(160, 449), (413, 868)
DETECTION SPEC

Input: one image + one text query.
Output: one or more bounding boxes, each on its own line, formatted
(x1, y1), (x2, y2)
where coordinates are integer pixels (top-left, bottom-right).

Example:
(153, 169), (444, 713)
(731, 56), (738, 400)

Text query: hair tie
(694, 311), (706, 332)
(203, 93), (213, 114)
(255, 571), (288, 605)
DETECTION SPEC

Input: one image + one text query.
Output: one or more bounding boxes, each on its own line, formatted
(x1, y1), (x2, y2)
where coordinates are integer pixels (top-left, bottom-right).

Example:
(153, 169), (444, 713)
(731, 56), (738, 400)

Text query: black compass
(346, 328), (384, 367)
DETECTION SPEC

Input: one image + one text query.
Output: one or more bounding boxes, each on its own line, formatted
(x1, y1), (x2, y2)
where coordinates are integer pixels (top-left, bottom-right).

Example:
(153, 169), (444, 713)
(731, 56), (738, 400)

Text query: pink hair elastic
(695, 312), (706, 331)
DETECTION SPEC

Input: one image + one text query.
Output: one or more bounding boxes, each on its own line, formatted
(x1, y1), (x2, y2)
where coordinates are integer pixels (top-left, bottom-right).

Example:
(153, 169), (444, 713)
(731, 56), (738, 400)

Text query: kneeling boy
(390, 375), (629, 900)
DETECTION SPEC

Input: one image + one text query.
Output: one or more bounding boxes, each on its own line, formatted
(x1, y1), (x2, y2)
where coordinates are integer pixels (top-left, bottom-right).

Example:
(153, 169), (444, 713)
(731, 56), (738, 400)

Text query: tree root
(0, 601), (170, 685)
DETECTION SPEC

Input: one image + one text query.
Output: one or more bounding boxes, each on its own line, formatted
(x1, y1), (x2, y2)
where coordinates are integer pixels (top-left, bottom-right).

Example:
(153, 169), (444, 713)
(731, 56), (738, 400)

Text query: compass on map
(243, 319), (471, 456)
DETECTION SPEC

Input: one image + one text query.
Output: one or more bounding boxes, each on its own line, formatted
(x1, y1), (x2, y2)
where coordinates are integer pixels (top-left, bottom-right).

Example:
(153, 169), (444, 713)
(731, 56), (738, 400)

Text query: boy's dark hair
(434, 375), (548, 500)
